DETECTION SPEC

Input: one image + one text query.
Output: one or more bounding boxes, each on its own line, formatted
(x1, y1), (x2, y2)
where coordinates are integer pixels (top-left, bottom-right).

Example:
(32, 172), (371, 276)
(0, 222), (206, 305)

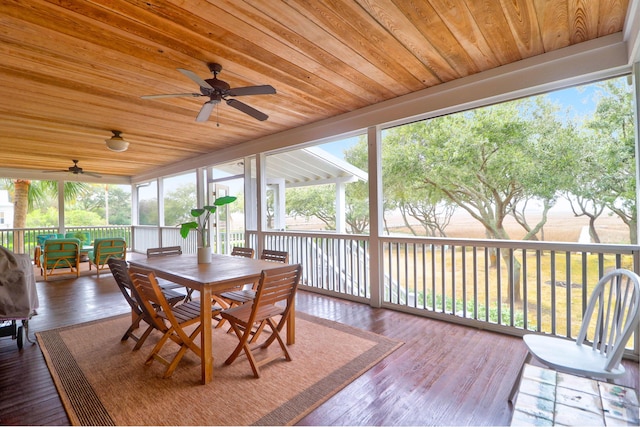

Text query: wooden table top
(128, 253), (284, 291)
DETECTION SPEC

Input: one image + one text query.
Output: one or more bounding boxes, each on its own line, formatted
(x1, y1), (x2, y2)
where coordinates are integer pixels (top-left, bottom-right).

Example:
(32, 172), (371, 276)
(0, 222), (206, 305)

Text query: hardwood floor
(1, 270), (638, 426)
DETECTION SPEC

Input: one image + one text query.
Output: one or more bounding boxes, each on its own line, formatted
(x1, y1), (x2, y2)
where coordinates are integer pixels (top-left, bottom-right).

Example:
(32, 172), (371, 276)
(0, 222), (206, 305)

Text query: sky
(317, 78), (616, 160)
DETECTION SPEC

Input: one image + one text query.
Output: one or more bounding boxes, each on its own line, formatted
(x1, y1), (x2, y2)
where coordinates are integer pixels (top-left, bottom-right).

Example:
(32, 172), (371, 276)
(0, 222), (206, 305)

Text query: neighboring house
(0, 190), (13, 229)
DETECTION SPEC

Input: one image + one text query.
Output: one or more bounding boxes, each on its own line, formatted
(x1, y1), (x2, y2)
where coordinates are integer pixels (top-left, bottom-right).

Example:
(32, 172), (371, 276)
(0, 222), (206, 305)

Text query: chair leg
(211, 295), (230, 328)
(121, 313), (143, 341)
(163, 326), (202, 378)
(145, 328), (174, 366)
(224, 321), (252, 365)
(132, 325), (155, 351)
(508, 352), (532, 404)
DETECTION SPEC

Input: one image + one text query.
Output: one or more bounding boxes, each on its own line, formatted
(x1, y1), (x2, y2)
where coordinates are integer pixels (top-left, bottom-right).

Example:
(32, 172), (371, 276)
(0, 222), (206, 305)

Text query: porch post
(368, 125), (383, 307)
(634, 62), (640, 255)
(157, 177), (164, 246)
(632, 61), (640, 357)
(243, 156), (256, 246)
(256, 153), (266, 256)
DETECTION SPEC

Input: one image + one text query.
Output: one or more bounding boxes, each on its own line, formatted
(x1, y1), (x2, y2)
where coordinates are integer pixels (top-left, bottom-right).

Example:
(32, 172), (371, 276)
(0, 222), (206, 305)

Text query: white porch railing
(252, 230), (639, 358)
(0, 226), (132, 257)
(2, 226), (638, 357)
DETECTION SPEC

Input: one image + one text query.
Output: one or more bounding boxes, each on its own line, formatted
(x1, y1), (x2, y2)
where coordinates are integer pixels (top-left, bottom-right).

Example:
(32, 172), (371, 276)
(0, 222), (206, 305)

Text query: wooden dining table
(128, 253), (295, 384)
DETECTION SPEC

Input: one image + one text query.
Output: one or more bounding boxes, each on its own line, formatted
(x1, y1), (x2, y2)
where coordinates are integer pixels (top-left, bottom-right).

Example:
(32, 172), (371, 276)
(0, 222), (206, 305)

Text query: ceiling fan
(141, 63), (276, 122)
(44, 160), (102, 178)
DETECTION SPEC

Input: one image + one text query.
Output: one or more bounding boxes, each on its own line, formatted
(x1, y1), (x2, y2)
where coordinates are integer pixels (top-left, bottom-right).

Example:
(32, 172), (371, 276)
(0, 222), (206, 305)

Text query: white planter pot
(197, 246), (212, 264)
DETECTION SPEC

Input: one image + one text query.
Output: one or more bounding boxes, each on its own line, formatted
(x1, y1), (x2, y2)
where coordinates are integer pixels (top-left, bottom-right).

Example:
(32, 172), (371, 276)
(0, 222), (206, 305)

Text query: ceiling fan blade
(43, 169), (67, 173)
(196, 100), (218, 122)
(178, 68), (213, 90)
(226, 99), (269, 121)
(228, 85), (276, 96)
(141, 93), (204, 99)
(83, 171), (102, 178)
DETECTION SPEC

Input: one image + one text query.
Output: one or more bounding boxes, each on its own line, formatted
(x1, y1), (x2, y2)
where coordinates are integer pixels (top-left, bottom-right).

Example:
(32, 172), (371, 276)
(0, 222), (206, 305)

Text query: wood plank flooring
(1, 268), (638, 426)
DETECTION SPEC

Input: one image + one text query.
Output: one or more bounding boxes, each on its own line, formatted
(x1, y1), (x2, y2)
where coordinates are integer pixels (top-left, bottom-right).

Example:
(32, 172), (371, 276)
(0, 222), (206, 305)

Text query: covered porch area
(4, 267), (637, 425)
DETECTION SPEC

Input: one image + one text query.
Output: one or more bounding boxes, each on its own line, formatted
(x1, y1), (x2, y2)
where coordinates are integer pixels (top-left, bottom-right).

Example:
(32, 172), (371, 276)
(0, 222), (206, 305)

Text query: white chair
(509, 268), (640, 403)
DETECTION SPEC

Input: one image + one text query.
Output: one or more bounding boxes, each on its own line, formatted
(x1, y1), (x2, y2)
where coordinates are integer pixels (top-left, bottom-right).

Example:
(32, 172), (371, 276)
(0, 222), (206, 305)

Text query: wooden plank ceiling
(0, 0), (630, 179)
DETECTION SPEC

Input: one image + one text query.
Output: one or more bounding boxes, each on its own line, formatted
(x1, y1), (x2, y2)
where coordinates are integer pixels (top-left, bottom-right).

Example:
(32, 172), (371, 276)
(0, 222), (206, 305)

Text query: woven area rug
(37, 311), (402, 426)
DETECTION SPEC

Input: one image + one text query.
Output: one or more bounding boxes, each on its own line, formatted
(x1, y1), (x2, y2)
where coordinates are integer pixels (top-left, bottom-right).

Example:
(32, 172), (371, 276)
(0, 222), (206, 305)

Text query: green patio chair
(40, 238), (81, 281)
(89, 237), (127, 277)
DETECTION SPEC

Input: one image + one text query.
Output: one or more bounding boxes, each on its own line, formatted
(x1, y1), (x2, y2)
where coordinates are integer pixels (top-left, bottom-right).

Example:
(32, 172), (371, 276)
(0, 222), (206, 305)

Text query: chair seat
(156, 278), (195, 302)
(220, 289), (256, 304)
(161, 287), (187, 306)
(222, 301), (284, 325)
(523, 334), (626, 379)
(159, 300), (223, 324)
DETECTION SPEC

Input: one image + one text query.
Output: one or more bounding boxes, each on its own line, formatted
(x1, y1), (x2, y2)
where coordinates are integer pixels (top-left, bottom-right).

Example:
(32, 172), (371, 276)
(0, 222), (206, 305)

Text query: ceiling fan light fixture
(105, 130), (129, 152)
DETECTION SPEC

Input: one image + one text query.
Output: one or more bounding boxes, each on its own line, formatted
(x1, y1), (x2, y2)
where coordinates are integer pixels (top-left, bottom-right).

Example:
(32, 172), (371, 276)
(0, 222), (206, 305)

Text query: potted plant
(179, 195), (237, 263)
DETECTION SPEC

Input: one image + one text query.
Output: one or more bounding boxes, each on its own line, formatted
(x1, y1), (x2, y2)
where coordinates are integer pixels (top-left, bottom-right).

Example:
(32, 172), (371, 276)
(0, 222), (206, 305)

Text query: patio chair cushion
(36, 234), (64, 246)
(39, 238), (81, 280)
(88, 237), (127, 277)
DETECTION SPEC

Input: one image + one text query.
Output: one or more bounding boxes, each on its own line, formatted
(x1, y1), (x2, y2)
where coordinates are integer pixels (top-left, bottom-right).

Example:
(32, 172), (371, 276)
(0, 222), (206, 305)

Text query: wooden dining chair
(218, 249), (289, 340)
(145, 245), (193, 301)
(208, 246), (257, 329)
(128, 266), (223, 378)
(259, 249), (289, 263)
(230, 246), (255, 258)
(221, 249), (288, 307)
(107, 258), (184, 350)
(221, 263), (301, 378)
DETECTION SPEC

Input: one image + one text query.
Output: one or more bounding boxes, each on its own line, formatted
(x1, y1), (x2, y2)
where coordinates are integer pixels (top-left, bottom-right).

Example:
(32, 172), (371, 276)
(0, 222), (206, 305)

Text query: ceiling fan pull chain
(216, 103), (220, 127)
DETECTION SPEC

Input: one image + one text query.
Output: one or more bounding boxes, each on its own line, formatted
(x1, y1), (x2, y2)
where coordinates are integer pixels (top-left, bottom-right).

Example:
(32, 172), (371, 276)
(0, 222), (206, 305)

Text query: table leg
(287, 298), (295, 345)
(200, 286), (213, 384)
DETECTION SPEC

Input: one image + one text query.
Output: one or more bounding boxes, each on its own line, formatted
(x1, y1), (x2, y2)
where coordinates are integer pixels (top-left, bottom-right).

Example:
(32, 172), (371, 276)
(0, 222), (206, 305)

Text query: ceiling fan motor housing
(205, 77), (231, 94)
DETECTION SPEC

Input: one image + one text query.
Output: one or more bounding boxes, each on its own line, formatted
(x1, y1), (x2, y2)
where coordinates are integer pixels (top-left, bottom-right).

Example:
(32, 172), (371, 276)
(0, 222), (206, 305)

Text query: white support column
(266, 178), (286, 230)
(633, 63), (640, 249)
(256, 153), (266, 255)
(367, 125), (383, 307)
(157, 177), (164, 245)
(633, 61), (640, 360)
(196, 168), (207, 246)
(244, 157), (256, 236)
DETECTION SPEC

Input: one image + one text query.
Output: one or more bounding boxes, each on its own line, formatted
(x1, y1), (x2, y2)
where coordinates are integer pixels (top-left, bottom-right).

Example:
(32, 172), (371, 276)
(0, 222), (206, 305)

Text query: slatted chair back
(147, 246), (182, 258)
(509, 268), (640, 403)
(146, 245), (192, 300)
(89, 237), (127, 277)
(107, 258), (184, 351)
(221, 263), (302, 378)
(578, 268), (640, 371)
(128, 266), (222, 378)
(218, 249), (288, 336)
(40, 238), (80, 280)
(231, 246), (255, 258)
(260, 249), (289, 263)
(107, 258), (156, 350)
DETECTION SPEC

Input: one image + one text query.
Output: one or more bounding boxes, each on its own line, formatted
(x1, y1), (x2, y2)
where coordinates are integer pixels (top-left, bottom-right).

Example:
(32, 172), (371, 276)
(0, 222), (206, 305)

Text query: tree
(584, 79), (637, 243)
(286, 185), (336, 230)
(163, 184), (197, 226)
(381, 97), (580, 301)
(1, 179), (89, 253)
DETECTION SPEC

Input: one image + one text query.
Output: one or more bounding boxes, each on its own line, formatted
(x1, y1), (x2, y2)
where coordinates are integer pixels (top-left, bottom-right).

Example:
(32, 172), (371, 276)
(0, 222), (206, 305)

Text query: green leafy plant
(178, 195), (237, 248)
(73, 231), (88, 244)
